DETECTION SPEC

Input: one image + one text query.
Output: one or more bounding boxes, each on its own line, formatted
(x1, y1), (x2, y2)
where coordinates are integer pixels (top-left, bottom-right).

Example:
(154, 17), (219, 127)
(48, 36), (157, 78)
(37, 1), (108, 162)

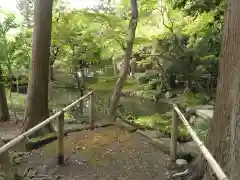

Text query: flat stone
(155, 131), (166, 138)
(196, 105), (214, 110)
(115, 119), (138, 132)
(196, 109), (213, 120)
(179, 141), (200, 158)
(137, 130), (180, 154)
(63, 124), (89, 132)
(176, 159), (188, 166)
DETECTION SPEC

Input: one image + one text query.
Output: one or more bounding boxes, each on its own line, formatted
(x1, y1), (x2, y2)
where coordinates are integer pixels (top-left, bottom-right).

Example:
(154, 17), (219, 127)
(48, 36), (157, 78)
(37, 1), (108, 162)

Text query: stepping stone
(196, 109), (213, 120)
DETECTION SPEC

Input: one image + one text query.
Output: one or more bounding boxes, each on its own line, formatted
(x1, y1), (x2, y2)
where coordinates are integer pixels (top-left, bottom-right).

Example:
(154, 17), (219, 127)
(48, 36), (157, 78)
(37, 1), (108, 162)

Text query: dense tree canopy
(0, 0), (224, 85)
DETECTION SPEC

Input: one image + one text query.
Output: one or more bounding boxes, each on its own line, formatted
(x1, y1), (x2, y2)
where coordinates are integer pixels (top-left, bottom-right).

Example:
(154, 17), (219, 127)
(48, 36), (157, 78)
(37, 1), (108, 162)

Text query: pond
(119, 96), (172, 117)
(51, 88), (172, 121)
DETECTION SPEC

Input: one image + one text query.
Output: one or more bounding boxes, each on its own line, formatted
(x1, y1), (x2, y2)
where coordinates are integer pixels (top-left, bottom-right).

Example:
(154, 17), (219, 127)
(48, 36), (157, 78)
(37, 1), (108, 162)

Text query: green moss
(88, 76), (117, 92)
(7, 90), (26, 111)
(134, 113), (189, 139)
(89, 76), (142, 94)
(194, 120), (209, 140)
(184, 92), (209, 106)
(28, 132), (57, 143)
(26, 132), (58, 150)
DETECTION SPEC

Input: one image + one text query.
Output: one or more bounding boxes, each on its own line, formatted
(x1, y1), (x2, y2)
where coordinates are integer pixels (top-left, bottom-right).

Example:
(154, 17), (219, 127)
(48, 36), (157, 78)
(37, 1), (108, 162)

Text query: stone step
(196, 109), (213, 120)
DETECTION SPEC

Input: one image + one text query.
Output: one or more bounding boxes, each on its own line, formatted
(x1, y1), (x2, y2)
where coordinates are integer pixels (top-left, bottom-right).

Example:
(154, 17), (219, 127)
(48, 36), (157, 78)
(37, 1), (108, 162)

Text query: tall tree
(0, 66), (9, 122)
(108, 0), (138, 119)
(187, 1), (240, 180)
(23, 0), (54, 133)
(0, 13), (18, 122)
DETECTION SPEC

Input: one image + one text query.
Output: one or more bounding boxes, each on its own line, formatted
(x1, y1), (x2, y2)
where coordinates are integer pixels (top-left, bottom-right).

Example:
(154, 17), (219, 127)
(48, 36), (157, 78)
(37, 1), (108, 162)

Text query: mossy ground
(43, 126), (132, 165)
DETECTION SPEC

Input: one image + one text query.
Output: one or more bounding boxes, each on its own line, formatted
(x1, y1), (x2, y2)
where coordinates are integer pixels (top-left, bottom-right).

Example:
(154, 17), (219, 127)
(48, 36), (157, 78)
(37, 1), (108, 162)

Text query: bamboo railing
(171, 104), (229, 180)
(0, 91), (94, 165)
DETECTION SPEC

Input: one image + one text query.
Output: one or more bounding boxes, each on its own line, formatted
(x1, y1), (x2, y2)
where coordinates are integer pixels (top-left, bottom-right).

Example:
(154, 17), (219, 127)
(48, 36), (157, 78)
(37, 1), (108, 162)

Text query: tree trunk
(74, 68), (84, 115)
(50, 65), (54, 81)
(108, 0), (138, 119)
(23, 0), (54, 133)
(187, 2), (240, 180)
(112, 58), (117, 76)
(0, 66), (10, 122)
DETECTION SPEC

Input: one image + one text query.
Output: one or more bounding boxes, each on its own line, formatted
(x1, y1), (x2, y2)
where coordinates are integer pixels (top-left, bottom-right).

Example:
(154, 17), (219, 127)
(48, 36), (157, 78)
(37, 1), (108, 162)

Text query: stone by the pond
(137, 130), (180, 154)
(189, 115), (208, 128)
(155, 131), (167, 138)
(180, 141), (200, 158)
(189, 115), (196, 124)
(196, 109), (213, 120)
(165, 91), (173, 98)
(196, 105), (214, 110)
(176, 159), (188, 166)
(185, 107), (196, 115)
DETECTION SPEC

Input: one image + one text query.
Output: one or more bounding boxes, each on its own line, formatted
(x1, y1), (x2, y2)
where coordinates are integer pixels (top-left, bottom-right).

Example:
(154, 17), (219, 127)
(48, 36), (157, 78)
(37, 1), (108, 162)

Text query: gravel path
(19, 125), (170, 180)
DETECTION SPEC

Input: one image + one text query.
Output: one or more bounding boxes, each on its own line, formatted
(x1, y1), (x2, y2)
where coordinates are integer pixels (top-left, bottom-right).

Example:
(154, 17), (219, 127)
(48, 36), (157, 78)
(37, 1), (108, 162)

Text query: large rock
(176, 159), (188, 166)
(196, 105), (214, 110)
(195, 105), (214, 120)
(137, 130), (200, 159)
(196, 109), (213, 120)
(179, 141), (200, 158)
(165, 91), (173, 98)
(137, 130), (180, 153)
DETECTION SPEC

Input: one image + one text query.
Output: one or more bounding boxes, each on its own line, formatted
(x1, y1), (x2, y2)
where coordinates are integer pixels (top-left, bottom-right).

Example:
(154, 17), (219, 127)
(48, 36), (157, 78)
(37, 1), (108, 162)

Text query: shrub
(134, 113), (189, 139)
(138, 70), (159, 85)
(184, 92), (209, 106)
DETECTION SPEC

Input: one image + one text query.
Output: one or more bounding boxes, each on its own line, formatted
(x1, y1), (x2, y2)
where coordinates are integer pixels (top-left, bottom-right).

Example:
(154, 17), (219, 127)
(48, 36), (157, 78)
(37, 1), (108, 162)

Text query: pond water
(51, 88), (172, 120)
(119, 96), (172, 117)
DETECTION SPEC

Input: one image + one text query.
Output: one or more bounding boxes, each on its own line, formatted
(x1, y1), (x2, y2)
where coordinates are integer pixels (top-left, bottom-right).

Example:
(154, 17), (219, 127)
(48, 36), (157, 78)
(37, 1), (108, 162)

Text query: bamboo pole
(170, 107), (178, 162)
(57, 111), (64, 165)
(173, 104), (229, 180)
(62, 91), (92, 112)
(89, 92), (94, 129)
(0, 91), (93, 155)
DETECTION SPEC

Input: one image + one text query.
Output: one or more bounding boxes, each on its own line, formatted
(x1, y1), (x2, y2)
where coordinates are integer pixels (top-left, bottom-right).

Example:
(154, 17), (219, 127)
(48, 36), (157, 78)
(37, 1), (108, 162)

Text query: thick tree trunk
(187, 2), (240, 180)
(23, 0), (54, 133)
(0, 66), (10, 122)
(108, 0), (138, 119)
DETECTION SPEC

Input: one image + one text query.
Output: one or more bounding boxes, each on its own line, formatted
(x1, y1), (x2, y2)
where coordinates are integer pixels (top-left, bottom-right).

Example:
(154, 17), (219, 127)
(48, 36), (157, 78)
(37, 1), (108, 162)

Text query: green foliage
(184, 92), (209, 106)
(138, 70), (159, 84)
(135, 113), (189, 138)
(0, 12), (31, 82)
(194, 121), (208, 140)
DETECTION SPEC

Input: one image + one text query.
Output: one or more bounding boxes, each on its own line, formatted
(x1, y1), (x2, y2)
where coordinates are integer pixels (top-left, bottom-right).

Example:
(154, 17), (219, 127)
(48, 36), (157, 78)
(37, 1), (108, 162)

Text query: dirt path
(18, 125), (170, 180)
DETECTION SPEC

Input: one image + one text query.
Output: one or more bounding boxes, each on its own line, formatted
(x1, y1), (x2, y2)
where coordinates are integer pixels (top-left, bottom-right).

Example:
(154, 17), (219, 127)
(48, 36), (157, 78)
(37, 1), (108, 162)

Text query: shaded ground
(17, 125), (170, 180)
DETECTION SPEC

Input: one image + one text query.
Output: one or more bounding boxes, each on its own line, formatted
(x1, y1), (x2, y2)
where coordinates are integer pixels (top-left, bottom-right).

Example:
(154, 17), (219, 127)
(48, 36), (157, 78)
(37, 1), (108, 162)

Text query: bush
(184, 92), (209, 106)
(134, 113), (189, 139)
(138, 70), (159, 85)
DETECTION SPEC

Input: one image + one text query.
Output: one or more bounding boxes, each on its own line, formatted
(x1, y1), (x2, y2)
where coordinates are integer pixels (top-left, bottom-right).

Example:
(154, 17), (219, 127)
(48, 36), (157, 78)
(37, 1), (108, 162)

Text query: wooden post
(170, 107), (178, 162)
(57, 111), (64, 165)
(89, 92), (94, 129)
